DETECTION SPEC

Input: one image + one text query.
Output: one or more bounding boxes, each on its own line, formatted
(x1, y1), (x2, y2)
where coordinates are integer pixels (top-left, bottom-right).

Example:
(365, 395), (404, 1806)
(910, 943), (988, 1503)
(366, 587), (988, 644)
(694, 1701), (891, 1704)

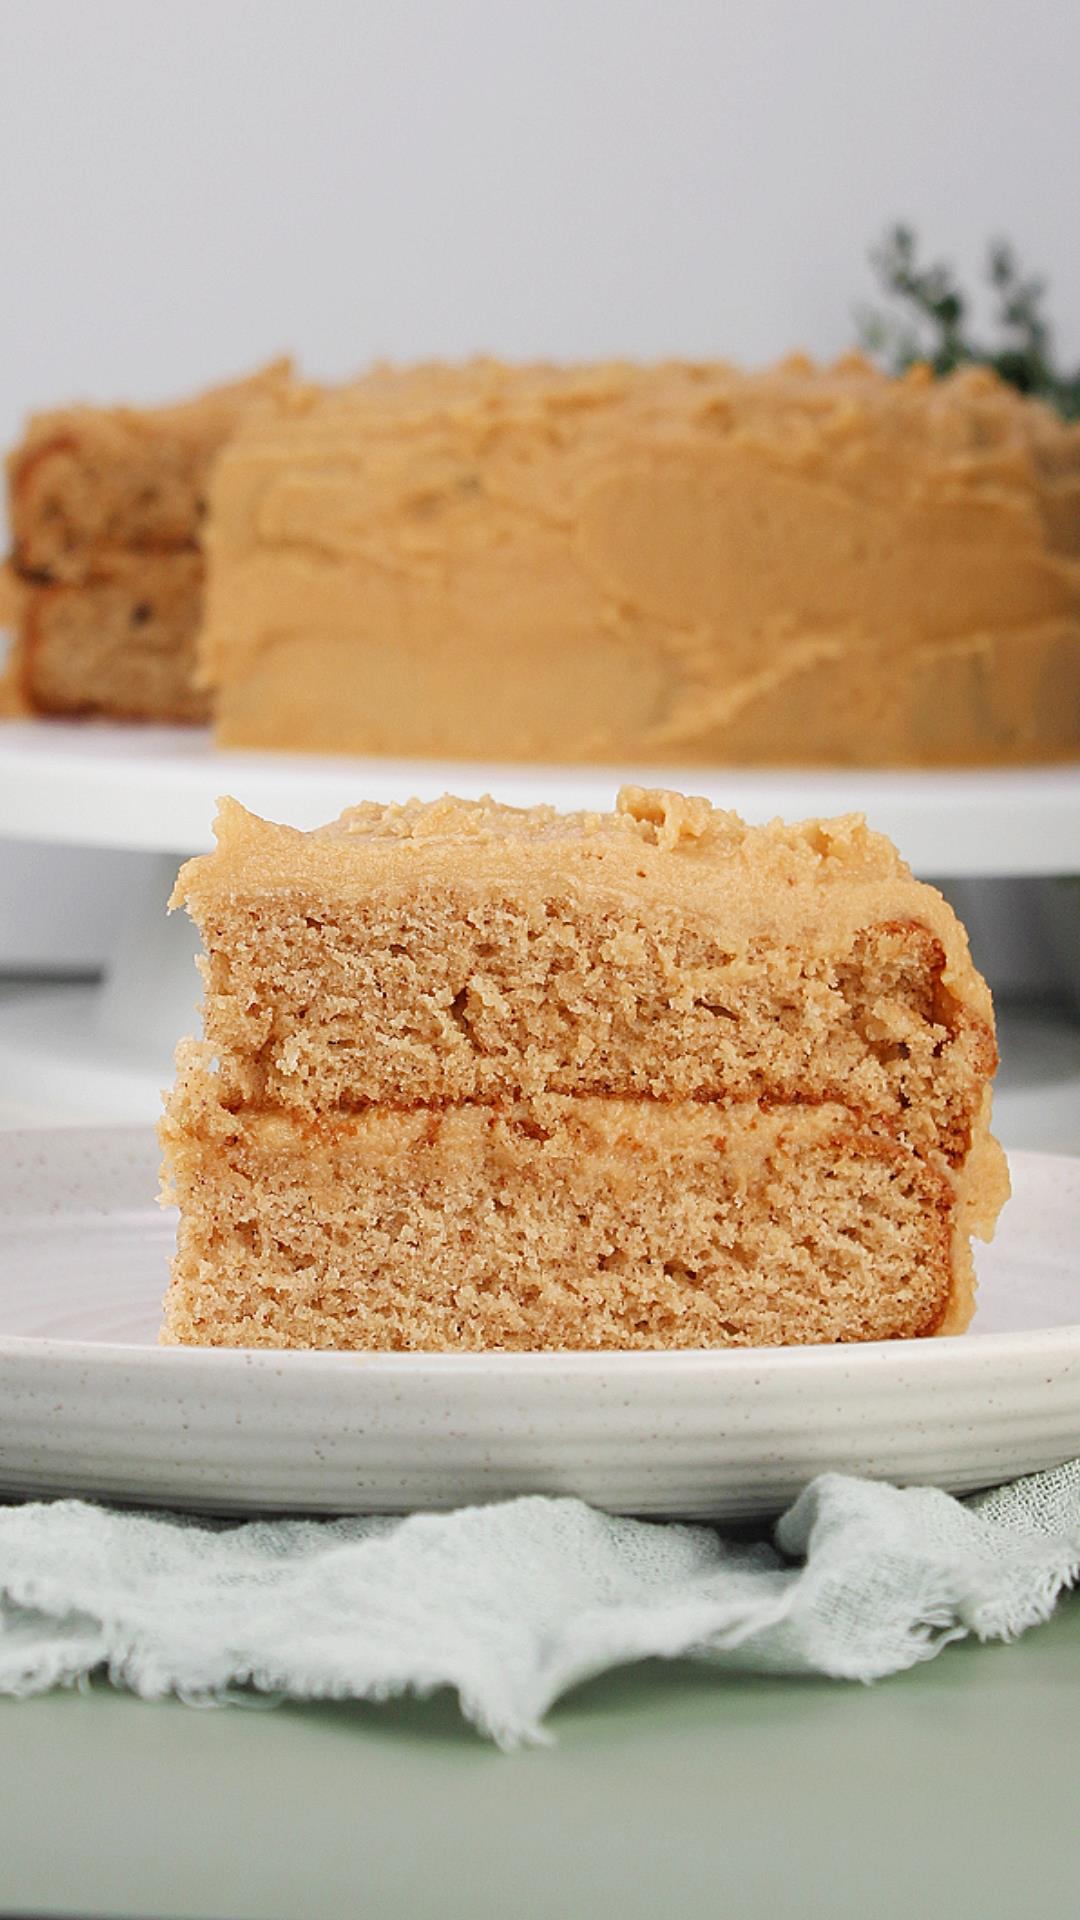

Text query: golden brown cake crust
(200, 355), (1080, 767)
(162, 786), (1008, 1351)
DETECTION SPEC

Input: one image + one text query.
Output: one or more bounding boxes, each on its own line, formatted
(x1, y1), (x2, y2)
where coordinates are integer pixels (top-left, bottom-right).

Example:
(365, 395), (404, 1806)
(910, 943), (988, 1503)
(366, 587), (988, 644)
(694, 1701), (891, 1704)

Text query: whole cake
(199, 355), (1080, 766)
(4, 361), (290, 720)
(8, 355), (1080, 763)
(159, 786), (1007, 1351)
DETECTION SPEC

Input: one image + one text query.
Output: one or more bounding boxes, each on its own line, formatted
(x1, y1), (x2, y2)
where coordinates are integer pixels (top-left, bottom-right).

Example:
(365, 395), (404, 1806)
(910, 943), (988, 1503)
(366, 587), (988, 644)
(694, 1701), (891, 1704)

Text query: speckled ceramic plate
(0, 1127), (1077, 1519)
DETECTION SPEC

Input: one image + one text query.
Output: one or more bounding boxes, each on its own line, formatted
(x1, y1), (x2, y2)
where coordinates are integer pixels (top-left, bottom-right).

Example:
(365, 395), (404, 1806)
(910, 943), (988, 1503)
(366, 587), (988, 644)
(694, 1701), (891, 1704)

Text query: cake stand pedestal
(0, 853), (199, 1120)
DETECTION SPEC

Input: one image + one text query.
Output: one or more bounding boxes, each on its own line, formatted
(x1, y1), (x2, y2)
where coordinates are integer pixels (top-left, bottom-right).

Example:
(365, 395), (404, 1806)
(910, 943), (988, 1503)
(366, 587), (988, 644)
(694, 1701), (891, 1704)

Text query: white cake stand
(1, 718), (1078, 867)
(0, 719), (1078, 1122)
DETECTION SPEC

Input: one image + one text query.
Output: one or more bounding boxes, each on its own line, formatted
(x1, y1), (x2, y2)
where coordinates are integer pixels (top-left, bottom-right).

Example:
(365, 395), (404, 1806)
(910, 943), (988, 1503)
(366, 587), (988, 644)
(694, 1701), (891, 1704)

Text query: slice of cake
(199, 355), (1080, 767)
(5, 360), (291, 721)
(160, 787), (1007, 1351)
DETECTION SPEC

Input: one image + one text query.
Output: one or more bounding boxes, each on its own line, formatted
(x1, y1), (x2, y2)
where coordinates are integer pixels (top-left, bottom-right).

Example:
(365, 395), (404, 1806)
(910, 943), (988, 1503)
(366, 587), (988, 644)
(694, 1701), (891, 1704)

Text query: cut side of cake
(5, 361), (291, 721)
(160, 787), (1008, 1352)
(199, 355), (1080, 767)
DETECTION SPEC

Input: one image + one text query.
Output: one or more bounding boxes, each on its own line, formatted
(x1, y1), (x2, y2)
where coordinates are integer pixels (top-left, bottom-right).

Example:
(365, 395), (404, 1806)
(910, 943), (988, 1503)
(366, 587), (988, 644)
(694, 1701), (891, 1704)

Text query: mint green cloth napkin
(1, 1464), (1077, 1747)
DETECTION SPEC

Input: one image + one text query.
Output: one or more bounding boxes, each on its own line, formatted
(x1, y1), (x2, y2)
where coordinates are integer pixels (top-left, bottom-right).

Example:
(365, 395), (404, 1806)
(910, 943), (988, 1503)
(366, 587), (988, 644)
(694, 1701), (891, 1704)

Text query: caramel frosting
(200, 356), (1080, 766)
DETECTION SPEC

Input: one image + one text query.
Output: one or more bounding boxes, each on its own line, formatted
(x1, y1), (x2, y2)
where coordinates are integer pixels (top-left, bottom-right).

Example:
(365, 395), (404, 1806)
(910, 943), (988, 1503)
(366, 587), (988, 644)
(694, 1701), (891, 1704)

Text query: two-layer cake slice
(160, 787), (1008, 1350)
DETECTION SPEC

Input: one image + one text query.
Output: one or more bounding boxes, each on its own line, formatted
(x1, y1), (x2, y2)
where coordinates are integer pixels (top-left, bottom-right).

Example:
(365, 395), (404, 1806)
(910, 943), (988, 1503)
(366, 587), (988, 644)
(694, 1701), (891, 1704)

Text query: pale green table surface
(1, 1592), (1078, 1920)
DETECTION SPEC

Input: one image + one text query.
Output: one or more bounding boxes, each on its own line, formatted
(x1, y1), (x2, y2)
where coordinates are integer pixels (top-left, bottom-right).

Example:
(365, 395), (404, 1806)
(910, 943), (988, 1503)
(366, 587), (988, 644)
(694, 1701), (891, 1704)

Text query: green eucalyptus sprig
(859, 225), (1080, 418)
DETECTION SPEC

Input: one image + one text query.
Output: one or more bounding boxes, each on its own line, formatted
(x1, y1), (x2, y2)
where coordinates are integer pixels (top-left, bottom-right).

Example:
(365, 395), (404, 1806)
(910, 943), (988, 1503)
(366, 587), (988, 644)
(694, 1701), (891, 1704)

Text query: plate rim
(3, 1314), (1079, 1375)
(6, 1328), (1076, 1374)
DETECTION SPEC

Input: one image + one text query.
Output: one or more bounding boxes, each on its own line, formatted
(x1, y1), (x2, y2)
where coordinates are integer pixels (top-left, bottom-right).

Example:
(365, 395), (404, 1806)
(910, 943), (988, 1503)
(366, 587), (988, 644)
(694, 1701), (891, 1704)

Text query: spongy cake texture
(160, 787), (1008, 1351)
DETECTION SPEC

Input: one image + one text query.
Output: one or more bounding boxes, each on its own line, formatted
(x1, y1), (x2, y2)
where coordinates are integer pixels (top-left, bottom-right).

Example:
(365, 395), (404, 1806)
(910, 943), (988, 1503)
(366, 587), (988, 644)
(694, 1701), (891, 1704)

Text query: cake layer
(8, 361), (292, 581)
(160, 1094), (992, 1352)
(5, 361), (291, 721)
(16, 553), (208, 720)
(200, 355), (1080, 767)
(174, 792), (995, 1164)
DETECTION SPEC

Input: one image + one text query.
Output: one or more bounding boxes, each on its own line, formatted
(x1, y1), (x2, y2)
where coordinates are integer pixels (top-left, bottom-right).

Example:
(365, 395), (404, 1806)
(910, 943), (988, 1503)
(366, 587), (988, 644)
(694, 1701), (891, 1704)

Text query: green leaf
(861, 225), (1080, 418)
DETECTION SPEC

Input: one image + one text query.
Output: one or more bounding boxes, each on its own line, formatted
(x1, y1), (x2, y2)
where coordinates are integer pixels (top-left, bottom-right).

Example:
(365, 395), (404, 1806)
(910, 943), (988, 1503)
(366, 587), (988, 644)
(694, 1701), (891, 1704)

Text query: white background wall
(1, 0), (1077, 970)
(1, 0), (1078, 450)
